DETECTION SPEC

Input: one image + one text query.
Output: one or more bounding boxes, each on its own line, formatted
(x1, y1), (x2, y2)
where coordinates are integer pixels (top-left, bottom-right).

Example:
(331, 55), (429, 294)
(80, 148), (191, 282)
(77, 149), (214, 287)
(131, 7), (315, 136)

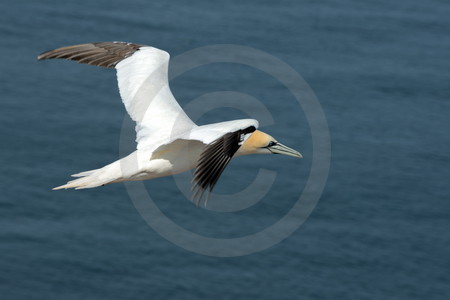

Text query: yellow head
(237, 130), (302, 158)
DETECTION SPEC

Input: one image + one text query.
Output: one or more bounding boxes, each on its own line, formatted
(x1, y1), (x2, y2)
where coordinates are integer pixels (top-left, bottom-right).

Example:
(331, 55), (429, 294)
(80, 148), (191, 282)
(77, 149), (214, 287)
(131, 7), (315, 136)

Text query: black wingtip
(35, 42), (145, 68)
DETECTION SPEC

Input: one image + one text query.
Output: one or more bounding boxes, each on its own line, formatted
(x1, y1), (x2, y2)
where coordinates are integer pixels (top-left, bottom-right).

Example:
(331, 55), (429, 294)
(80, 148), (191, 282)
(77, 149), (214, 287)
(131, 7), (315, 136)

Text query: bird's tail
(53, 161), (122, 190)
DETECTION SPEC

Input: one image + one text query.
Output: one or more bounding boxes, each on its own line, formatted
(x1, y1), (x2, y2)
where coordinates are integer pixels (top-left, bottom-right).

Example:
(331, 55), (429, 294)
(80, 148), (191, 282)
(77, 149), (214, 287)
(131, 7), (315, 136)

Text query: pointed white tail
(53, 161), (123, 190)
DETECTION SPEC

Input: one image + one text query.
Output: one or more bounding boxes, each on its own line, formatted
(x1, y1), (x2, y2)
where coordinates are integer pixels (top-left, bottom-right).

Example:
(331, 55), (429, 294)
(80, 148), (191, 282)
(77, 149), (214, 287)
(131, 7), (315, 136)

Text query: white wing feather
(184, 119), (259, 144)
(115, 47), (258, 151)
(115, 47), (196, 150)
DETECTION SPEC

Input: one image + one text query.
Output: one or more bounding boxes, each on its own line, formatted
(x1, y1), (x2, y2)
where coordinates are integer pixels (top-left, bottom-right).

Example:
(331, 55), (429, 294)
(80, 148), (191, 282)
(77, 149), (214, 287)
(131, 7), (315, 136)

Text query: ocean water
(1, 0), (449, 299)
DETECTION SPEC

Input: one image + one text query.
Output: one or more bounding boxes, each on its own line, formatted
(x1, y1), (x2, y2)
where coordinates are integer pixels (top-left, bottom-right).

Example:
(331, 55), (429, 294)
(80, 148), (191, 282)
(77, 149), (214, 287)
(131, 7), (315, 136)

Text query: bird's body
(67, 140), (204, 187)
(38, 42), (302, 204)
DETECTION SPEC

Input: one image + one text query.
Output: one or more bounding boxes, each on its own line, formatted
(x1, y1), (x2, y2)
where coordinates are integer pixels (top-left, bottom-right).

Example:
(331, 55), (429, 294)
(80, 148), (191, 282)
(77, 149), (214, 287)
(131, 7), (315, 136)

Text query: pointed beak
(268, 143), (303, 158)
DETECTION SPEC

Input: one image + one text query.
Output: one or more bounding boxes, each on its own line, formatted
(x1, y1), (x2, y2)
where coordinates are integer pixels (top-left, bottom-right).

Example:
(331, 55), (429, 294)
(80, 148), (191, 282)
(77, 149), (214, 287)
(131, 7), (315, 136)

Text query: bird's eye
(267, 141), (277, 147)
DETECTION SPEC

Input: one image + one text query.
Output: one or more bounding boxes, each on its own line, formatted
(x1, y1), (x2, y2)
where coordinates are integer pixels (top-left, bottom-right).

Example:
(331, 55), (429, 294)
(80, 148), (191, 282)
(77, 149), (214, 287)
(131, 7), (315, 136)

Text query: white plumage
(38, 42), (301, 205)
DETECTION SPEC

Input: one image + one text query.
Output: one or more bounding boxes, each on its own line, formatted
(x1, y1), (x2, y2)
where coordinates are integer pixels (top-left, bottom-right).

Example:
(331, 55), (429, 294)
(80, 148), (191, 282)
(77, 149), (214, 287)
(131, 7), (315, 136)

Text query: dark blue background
(1, 0), (449, 299)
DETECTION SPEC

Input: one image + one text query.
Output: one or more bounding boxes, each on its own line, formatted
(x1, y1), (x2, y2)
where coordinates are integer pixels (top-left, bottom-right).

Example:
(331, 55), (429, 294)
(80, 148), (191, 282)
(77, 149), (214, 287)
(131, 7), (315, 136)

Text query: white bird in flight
(38, 42), (302, 205)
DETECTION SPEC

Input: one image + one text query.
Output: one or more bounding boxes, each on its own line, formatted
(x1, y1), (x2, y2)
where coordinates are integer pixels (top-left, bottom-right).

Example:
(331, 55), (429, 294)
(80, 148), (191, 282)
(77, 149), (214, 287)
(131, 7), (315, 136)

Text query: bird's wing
(38, 42), (196, 151)
(184, 119), (259, 205)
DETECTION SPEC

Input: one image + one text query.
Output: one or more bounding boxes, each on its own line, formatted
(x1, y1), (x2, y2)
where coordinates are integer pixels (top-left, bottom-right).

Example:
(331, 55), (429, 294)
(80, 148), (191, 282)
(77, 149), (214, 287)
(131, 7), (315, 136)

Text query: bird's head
(237, 130), (302, 158)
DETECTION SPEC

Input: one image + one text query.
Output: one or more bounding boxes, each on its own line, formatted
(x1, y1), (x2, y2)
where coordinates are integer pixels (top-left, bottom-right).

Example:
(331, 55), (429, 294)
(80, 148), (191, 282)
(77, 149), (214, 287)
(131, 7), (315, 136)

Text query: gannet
(38, 42), (302, 205)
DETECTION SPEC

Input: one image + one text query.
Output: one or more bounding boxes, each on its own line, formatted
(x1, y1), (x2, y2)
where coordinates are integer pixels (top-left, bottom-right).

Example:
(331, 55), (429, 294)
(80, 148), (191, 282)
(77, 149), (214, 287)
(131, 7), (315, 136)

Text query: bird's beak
(268, 143), (303, 158)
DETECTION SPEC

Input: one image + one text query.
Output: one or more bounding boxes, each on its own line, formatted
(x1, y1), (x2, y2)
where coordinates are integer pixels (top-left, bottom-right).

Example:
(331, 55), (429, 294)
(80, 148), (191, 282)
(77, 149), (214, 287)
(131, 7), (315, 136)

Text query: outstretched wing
(190, 122), (257, 206)
(38, 42), (196, 150)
